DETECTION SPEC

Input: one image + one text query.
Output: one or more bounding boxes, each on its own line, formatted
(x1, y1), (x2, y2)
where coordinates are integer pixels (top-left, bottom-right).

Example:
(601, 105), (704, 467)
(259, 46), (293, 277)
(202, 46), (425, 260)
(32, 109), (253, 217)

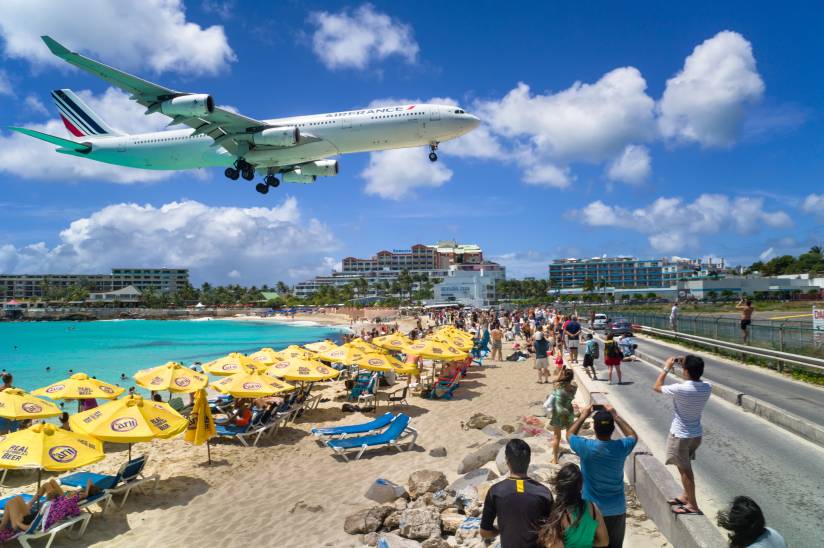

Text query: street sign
(814, 306), (824, 346)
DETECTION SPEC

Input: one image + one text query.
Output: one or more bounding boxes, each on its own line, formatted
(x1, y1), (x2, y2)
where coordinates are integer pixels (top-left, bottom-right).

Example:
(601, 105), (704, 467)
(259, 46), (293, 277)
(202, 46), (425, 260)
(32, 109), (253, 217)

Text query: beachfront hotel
(296, 240), (504, 307)
(547, 256), (726, 289)
(0, 268), (189, 300)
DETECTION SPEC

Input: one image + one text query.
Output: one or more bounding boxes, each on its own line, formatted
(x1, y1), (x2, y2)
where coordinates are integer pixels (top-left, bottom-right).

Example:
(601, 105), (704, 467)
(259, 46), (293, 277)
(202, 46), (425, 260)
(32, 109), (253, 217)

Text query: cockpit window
(454, 109), (465, 114)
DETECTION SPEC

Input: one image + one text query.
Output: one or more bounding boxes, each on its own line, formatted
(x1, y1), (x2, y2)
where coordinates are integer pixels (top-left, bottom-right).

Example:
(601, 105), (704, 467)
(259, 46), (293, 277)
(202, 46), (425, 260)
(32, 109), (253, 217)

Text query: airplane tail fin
(50, 89), (123, 138)
(8, 126), (92, 153)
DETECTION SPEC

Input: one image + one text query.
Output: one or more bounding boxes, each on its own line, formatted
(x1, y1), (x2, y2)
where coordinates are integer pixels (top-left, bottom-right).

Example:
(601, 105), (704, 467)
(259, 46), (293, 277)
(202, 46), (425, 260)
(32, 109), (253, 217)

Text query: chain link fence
(607, 310), (823, 359)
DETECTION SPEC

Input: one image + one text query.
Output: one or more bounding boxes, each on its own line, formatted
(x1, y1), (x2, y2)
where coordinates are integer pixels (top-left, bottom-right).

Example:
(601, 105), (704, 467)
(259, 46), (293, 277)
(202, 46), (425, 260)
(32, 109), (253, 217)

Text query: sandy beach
(0, 319), (668, 547)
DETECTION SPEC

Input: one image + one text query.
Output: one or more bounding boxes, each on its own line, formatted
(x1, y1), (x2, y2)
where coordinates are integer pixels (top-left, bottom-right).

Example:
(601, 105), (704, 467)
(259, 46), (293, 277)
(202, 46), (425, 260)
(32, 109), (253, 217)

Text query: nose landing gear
(428, 142), (439, 162)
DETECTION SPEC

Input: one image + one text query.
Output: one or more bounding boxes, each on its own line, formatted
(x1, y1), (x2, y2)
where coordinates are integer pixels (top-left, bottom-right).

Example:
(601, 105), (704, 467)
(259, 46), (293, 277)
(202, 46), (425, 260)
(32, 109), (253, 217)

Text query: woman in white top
(717, 496), (786, 548)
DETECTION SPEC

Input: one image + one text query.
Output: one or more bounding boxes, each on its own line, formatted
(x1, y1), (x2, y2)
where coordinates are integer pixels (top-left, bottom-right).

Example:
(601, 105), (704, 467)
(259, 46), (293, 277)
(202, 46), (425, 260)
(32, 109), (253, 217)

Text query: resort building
(0, 269), (189, 301)
(548, 256), (726, 289)
(430, 264), (505, 308)
(87, 285), (142, 305)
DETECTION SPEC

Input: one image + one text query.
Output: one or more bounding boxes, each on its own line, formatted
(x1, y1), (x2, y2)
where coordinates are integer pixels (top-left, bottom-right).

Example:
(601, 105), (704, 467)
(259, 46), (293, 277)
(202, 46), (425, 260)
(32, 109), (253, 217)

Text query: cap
(592, 410), (615, 437)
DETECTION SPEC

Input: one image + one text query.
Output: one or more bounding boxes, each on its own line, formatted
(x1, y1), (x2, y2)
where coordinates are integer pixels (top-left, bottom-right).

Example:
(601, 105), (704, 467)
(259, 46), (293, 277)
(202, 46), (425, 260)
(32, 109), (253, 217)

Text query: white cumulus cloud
(0, 88), (194, 183)
(658, 30), (764, 147)
(23, 95), (48, 115)
(606, 145), (650, 184)
(802, 193), (824, 218)
(309, 4), (418, 70)
(0, 70), (11, 95)
(0, 0), (235, 75)
(0, 198), (339, 285)
(361, 148), (453, 200)
(575, 194), (792, 253)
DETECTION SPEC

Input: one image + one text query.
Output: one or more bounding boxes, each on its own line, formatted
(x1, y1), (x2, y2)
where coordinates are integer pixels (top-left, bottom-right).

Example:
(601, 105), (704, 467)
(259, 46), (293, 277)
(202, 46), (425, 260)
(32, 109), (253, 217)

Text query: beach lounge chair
(326, 413), (418, 462)
(215, 407), (285, 446)
(427, 370), (461, 400)
(311, 412), (395, 443)
(59, 454), (159, 510)
(349, 372), (376, 401)
(13, 500), (92, 548)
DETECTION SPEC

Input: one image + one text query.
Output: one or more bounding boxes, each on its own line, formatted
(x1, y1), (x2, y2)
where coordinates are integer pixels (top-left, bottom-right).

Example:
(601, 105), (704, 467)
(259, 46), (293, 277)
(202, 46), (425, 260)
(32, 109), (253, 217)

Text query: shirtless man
(736, 298), (754, 344)
(490, 324), (503, 361)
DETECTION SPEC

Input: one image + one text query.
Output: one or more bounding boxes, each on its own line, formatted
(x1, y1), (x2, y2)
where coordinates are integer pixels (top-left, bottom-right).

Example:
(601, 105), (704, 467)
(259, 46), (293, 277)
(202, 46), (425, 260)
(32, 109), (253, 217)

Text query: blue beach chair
(311, 412), (395, 443)
(326, 413), (418, 462)
(60, 455), (159, 510)
(12, 499), (92, 548)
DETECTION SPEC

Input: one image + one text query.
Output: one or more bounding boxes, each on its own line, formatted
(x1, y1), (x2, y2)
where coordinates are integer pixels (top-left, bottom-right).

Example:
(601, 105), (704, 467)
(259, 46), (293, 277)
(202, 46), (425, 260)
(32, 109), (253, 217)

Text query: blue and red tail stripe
(51, 90), (107, 136)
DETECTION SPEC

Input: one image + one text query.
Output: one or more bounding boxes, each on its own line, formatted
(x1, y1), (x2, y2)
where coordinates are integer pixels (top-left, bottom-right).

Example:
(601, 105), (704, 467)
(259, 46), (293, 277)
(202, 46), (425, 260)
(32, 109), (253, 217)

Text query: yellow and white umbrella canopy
(0, 388), (62, 420)
(0, 423), (104, 472)
(32, 373), (124, 400)
(372, 333), (414, 352)
(267, 358), (340, 382)
(354, 353), (419, 375)
(349, 338), (388, 354)
(248, 348), (281, 367)
(431, 333), (474, 352)
(204, 353), (266, 376)
(316, 343), (367, 364)
(304, 340), (339, 353)
(211, 372), (295, 398)
(400, 339), (468, 361)
(69, 394), (188, 443)
(134, 361), (208, 393)
(185, 389), (215, 447)
(277, 345), (316, 360)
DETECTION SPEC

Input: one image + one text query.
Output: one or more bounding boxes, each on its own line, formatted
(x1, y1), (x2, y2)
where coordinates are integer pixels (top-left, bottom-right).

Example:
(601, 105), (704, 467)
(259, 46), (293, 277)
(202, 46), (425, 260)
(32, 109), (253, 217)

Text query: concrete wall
(574, 372), (726, 548)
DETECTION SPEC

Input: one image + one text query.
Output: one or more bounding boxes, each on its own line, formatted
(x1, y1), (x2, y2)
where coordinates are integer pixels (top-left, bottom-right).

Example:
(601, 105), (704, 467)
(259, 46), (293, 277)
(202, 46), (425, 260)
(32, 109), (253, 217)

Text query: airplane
(10, 36), (481, 195)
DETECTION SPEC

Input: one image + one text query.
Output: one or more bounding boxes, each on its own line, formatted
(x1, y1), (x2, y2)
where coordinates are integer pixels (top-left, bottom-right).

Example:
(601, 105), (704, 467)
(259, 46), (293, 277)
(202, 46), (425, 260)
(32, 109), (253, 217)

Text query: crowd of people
(426, 305), (786, 548)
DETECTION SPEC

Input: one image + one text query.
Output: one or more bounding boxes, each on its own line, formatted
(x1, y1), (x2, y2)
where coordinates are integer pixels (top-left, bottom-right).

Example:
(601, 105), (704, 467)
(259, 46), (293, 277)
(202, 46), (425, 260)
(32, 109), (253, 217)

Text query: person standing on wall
(736, 298), (754, 344)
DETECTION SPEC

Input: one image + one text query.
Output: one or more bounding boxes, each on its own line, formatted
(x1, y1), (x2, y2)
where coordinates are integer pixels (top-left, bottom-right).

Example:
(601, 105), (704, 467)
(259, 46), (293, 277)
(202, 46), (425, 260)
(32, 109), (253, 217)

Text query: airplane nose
(467, 114), (481, 129)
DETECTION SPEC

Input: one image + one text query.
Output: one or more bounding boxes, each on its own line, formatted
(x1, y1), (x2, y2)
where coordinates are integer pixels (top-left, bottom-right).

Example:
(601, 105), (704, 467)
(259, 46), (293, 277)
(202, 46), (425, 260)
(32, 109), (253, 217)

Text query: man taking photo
(567, 404), (638, 547)
(653, 354), (712, 516)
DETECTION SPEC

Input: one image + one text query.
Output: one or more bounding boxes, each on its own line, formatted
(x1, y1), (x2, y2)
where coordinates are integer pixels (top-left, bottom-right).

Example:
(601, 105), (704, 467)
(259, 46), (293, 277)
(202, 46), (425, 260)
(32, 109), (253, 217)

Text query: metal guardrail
(638, 325), (824, 374)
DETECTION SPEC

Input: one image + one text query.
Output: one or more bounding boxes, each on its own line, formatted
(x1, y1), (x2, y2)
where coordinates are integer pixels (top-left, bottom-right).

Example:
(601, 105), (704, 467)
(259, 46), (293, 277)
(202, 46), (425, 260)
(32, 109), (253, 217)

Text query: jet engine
(159, 94), (214, 117)
(252, 127), (300, 147)
(298, 159), (339, 176)
(282, 170), (316, 184)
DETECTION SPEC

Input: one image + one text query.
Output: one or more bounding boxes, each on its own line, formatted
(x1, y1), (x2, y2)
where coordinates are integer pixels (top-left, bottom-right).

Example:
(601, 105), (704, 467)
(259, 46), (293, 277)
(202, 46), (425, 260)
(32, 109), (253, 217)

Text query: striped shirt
(661, 380), (712, 438)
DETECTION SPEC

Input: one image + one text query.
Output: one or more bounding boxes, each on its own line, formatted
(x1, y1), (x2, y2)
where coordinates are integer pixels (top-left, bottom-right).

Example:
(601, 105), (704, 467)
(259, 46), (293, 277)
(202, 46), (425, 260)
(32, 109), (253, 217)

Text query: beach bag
(591, 341), (600, 359)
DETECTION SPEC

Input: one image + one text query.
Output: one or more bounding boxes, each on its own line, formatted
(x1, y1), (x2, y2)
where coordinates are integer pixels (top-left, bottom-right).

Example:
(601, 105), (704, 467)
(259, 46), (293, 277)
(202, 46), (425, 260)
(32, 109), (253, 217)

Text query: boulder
(364, 531), (379, 546)
(394, 498), (409, 511)
(429, 447), (448, 458)
(448, 468), (498, 493)
(453, 486), (479, 513)
(480, 425), (506, 438)
(501, 424), (515, 434)
(429, 489), (457, 511)
(440, 509), (464, 534)
(495, 445), (509, 475)
(457, 439), (508, 474)
(408, 470), (448, 499)
(454, 517), (482, 543)
(344, 505), (394, 535)
(465, 413), (496, 430)
(384, 511), (402, 530)
(422, 538), (450, 548)
(399, 507), (442, 540)
(379, 532), (423, 548)
(366, 478), (408, 504)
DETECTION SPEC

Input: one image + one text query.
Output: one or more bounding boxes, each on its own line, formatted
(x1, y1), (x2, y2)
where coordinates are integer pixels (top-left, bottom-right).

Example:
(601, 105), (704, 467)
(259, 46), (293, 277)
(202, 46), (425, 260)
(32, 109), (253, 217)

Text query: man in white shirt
(653, 354), (711, 516)
(669, 302), (679, 331)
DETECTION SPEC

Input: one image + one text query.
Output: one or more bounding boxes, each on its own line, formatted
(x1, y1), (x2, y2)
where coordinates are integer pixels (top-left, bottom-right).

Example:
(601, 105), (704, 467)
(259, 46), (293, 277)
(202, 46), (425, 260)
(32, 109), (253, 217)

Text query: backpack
(605, 341), (622, 359)
(591, 340), (600, 359)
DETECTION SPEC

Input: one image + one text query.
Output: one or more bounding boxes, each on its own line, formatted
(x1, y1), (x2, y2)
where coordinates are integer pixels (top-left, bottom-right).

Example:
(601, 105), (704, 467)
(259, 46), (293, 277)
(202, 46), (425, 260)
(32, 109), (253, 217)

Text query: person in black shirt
(480, 439), (553, 547)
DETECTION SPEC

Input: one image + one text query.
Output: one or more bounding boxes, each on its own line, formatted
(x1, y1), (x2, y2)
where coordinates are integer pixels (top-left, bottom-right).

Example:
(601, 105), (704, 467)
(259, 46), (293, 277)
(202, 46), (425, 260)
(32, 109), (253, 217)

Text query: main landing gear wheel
(255, 182), (269, 194)
(428, 152), (438, 162)
(428, 142), (439, 162)
(242, 167), (255, 181)
(264, 174), (280, 188)
(224, 167), (239, 180)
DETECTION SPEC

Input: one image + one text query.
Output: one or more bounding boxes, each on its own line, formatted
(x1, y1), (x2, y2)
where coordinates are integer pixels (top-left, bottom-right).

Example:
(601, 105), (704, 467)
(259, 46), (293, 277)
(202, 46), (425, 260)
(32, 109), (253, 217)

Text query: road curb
(572, 367), (726, 548)
(634, 350), (824, 449)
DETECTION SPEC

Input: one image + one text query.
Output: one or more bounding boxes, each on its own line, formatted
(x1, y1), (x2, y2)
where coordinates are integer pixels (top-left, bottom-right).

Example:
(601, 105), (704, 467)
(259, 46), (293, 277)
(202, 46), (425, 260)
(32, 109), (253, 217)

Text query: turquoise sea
(0, 319), (344, 392)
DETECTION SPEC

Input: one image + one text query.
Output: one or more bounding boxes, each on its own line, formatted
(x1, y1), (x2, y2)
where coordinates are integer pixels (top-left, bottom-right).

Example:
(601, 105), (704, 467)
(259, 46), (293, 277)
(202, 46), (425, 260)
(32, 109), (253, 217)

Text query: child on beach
(583, 334), (599, 380)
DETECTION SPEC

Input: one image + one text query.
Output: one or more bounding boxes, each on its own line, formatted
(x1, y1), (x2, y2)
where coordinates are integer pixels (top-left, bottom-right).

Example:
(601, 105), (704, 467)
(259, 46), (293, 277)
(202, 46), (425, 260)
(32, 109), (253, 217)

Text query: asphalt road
(585, 351), (824, 547)
(630, 333), (824, 428)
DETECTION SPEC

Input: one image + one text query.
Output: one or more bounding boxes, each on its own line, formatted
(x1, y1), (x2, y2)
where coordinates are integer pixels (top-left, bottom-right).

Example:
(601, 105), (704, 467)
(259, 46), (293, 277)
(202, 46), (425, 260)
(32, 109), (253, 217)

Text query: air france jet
(11, 36), (480, 195)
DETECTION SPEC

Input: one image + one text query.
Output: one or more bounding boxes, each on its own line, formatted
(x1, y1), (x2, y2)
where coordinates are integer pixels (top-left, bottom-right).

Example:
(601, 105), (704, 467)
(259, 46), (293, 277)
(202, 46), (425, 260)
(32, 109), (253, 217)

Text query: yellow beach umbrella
(134, 361), (208, 393)
(267, 358), (340, 382)
(249, 348), (281, 366)
(400, 339), (468, 361)
(349, 338), (388, 354)
(372, 333), (413, 351)
(70, 394), (187, 444)
(0, 388), (62, 420)
(354, 353), (419, 375)
(304, 340), (339, 353)
(204, 353), (266, 376)
(316, 343), (367, 364)
(431, 333), (474, 352)
(0, 423), (104, 487)
(32, 373), (124, 400)
(185, 389), (216, 463)
(211, 372), (295, 398)
(278, 345), (316, 360)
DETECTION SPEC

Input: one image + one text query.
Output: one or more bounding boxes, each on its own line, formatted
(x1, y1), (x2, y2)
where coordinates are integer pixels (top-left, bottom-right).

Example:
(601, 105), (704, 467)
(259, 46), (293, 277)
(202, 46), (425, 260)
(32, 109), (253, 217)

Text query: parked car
(606, 318), (633, 336)
(593, 313), (609, 330)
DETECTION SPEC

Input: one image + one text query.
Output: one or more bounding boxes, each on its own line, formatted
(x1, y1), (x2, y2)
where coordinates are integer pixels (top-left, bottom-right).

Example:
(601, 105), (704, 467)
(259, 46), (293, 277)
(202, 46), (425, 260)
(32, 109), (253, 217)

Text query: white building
(430, 266), (505, 308)
(87, 285), (142, 304)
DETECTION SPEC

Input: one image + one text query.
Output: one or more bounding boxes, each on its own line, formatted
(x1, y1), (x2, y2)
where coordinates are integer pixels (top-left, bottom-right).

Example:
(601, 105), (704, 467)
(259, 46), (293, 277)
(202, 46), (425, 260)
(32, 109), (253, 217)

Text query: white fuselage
(65, 103), (479, 171)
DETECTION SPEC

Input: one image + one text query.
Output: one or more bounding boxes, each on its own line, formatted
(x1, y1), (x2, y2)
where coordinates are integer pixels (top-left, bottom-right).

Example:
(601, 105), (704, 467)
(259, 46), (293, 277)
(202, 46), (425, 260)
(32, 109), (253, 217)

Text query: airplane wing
(41, 36), (276, 157)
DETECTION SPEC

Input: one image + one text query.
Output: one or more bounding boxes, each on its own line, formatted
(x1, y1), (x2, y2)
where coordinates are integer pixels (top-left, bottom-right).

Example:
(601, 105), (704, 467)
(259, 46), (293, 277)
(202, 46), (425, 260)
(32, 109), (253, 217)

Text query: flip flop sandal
(667, 497), (687, 506)
(672, 505), (703, 515)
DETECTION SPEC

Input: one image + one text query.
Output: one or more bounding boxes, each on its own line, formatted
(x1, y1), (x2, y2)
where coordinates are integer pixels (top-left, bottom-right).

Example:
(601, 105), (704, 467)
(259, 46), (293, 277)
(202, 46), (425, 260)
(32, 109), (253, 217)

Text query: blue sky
(0, 1), (822, 284)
